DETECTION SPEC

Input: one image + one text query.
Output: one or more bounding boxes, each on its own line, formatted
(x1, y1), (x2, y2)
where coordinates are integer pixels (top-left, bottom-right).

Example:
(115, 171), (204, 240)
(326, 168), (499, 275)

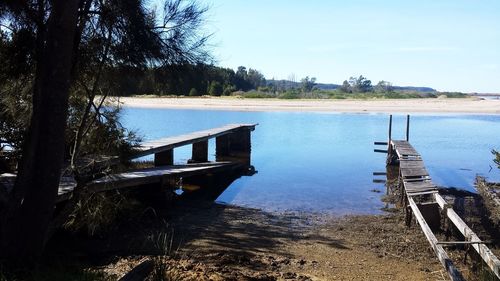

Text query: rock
(281, 272), (297, 279)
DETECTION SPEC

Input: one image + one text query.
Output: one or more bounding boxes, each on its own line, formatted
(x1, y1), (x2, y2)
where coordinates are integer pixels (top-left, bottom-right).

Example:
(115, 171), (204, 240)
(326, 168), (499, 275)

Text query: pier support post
(216, 135), (230, 159)
(154, 149), (173, 166)
(190, 140), (208, 163)
(406, 115), (410, 142)
(216, 129), (252, 164)
(229, 129), (251, 155)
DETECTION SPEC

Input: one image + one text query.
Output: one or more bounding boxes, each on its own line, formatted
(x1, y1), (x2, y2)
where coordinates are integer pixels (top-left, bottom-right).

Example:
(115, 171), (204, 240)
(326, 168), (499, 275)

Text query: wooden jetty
(0, 123), (257, 202)
(376, 115), (500, 280)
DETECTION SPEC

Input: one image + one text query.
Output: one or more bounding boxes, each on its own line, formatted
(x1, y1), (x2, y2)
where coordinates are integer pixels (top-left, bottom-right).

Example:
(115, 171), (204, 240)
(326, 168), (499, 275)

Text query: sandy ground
(116, 96), (500, 114)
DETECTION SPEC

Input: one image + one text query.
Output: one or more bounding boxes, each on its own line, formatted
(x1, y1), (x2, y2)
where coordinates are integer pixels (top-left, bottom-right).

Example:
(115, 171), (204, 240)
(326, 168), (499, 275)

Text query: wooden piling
(406, 115), (410, 142)
(388, 115), (393, 142)
(229, 129), (251, 154)
(216, 135), (231, 158)
(190, 140), (208, 163)
(154, 149), (173, 166)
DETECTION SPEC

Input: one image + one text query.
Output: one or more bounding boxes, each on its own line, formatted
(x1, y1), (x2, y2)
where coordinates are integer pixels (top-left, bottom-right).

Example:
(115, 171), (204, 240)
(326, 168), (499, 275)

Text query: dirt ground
(43, 186), (499, 281)
(96, 203), (448, 281)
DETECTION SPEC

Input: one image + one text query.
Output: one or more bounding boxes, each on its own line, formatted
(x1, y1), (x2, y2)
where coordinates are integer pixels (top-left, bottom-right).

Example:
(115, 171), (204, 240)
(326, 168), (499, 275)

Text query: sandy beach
(117, 96), (500, 114)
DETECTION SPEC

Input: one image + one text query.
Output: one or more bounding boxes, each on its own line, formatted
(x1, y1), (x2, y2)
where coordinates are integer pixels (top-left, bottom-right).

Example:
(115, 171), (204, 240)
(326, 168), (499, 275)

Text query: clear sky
(198, 0), (500, 93)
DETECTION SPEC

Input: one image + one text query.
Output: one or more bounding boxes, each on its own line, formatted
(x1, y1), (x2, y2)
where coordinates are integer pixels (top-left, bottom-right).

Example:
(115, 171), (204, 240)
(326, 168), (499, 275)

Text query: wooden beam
(434, 193), (500, 279)
(374, 141), (388, 145)
(374, 149), (388, 153)
(408, 196), (464, 281)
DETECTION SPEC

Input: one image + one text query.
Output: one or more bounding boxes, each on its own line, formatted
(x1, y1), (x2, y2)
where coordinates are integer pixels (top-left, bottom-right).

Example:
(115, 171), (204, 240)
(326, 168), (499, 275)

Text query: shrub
(188, 88), (199, 96)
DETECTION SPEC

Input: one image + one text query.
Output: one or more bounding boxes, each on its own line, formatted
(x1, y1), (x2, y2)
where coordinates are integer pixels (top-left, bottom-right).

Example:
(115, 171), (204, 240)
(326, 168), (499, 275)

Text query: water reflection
(180, 163), (256, 202)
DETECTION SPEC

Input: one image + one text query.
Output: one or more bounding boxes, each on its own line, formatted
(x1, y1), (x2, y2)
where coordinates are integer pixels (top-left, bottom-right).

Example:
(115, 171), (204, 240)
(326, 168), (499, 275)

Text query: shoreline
(115, 96), (500, 115)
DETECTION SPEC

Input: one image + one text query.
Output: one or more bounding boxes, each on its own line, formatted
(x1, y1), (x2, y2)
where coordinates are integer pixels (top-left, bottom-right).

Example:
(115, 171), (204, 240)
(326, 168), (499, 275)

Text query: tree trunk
(0, 0), (80, 263)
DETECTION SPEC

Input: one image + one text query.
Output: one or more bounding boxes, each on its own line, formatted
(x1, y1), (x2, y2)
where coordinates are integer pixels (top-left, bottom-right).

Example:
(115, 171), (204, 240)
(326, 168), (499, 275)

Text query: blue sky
(197, 0), (500, 92)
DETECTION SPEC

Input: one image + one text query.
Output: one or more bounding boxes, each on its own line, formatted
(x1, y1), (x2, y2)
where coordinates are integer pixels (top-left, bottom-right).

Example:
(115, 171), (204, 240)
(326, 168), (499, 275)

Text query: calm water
(121, 108), (500, 215)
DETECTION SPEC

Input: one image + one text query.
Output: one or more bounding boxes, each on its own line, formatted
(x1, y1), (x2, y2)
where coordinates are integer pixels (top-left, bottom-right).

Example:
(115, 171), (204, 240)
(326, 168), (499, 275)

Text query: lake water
(121, 108), (500, 215)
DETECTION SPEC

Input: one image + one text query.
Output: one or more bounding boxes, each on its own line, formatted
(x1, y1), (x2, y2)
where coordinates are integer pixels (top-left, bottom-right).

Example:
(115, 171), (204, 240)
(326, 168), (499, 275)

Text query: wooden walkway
(381, 115), (500, 281)
(0, 124), (257, 203)
(134, 124), (257, 165)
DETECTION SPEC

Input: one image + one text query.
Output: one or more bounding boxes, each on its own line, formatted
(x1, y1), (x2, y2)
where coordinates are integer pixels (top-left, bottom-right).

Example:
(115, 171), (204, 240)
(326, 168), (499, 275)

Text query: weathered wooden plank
(134, 124), (257, 159)
(86, 162), (238, 194)
(407, 190), (438, 196)
(408, 196), (464, 281)
(5, 163), (239, 203)
(401, 168), (429, 178)
(403, 180), (436, 190)
(400, 160), (425, 169)
(434, 193), (500, 279)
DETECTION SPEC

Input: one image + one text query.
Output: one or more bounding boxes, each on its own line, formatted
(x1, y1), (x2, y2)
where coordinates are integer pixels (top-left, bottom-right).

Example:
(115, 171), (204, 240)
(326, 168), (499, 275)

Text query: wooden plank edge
(408, 196), (464, 281)
(434, 193), (500, 279)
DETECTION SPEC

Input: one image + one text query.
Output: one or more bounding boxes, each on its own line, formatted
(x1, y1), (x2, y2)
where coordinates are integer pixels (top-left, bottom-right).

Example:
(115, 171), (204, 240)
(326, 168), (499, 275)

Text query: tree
(247, 68), (266, 89)
(0, 0), (211, 263)
(374, 80), (393, 93)
(347, 75), (373, 93)
(340, 80), (352, 93)
(0, 0), (81, 263)
(208, 80), (223, 96)
(300, 76), (316, 92)
(189, 88), (199, 96)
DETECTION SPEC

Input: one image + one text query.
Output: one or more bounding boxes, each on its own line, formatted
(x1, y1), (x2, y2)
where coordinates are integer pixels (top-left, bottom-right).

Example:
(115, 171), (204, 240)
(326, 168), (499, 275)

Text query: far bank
(115, 96), (500, 114)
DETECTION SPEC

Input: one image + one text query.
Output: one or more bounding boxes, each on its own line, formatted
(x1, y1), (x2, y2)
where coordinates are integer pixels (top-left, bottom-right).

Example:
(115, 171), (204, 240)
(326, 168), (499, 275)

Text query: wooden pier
(0, 123), (257, 203)
(377, 115), (500, 280)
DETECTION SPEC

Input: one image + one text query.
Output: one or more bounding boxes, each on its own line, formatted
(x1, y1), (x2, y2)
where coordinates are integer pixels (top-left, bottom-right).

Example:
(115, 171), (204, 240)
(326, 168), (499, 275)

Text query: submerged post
(406, 115), (410, 142)
(386, 115), (394, 165)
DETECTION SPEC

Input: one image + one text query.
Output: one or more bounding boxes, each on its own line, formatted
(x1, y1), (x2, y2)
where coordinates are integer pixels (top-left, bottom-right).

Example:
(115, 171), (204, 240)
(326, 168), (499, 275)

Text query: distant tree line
(107, 64), (266, 96)
(339, 76), (394, 93)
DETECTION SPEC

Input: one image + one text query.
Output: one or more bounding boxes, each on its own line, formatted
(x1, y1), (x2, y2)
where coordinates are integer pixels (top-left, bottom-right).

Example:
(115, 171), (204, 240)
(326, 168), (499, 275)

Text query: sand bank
(117, 96), (500, 114)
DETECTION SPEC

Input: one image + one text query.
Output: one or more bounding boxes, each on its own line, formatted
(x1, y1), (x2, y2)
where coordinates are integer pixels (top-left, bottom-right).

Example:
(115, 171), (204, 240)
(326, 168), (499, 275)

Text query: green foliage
(278, 89), (301, 99)
(223, 84), (236, 96)
(208, 81), (223, 96)
(63, 191), (141, 237)
(67, 95), (140, 161)
(236, 91), (276, 98)
(374, 80), (394, 93)
(343, 75), (373, 93)
(439, 92), (467, 98)
(300, 76), (317, 92)
(188, 88), (199, 96)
